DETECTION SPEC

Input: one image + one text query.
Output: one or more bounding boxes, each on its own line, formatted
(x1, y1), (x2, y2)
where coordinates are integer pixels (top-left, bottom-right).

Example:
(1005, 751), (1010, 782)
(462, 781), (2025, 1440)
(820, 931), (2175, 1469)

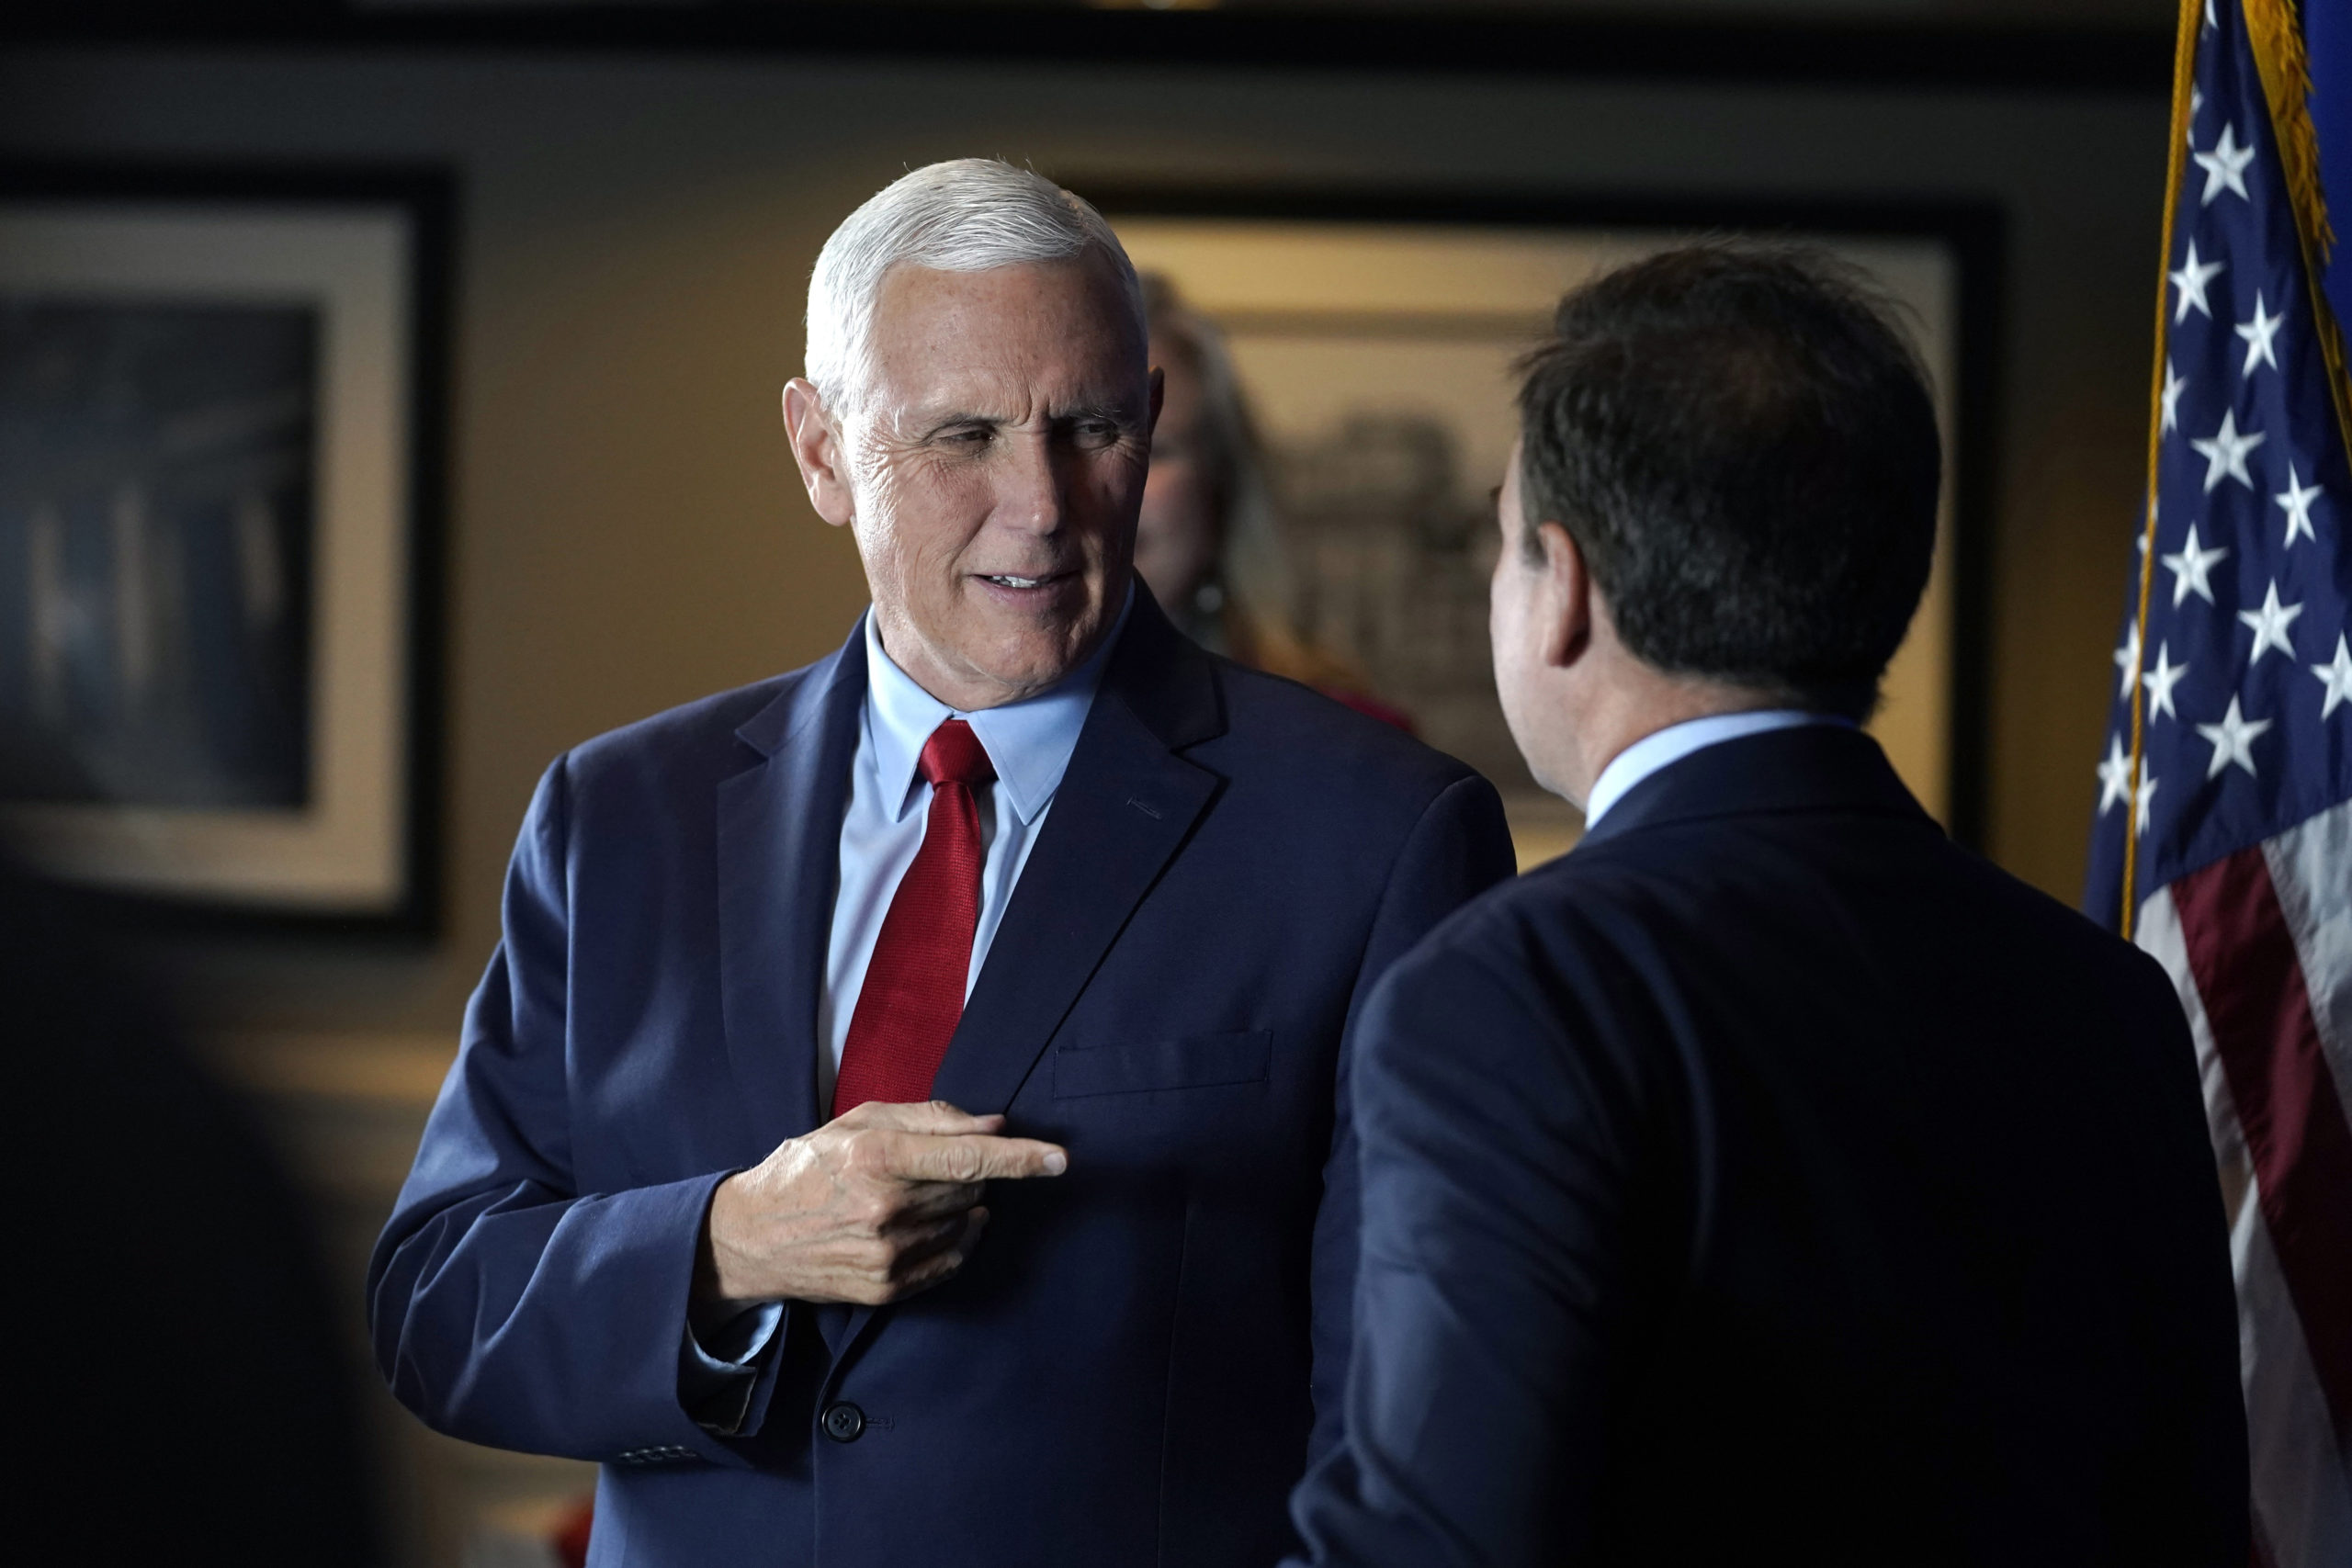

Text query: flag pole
(2122, 0), (2209, 942)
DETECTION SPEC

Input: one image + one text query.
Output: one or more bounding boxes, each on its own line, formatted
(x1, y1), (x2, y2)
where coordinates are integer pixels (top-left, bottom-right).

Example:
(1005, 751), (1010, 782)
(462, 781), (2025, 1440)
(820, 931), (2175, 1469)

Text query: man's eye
(1073, 422), (1123, 448)
(940, 426), (993, 447)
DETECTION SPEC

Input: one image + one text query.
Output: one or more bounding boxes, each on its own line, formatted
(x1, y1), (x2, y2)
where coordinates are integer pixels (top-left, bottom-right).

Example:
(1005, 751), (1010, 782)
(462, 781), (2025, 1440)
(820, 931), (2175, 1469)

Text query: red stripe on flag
(2174, 848), (2352, 1438)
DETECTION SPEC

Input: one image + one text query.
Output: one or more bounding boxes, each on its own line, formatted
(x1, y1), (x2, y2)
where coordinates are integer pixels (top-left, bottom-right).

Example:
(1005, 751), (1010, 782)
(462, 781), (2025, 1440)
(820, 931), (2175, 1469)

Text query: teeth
(988, 575), (1046, 588)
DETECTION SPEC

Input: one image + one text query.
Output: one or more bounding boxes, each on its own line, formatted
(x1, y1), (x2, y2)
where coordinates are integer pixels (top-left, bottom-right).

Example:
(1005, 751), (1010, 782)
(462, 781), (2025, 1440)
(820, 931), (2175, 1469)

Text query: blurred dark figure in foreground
(2, 844), (379, 1565)
(1288, 246), (2247, 1566)
(1136, 275), (1412, 730)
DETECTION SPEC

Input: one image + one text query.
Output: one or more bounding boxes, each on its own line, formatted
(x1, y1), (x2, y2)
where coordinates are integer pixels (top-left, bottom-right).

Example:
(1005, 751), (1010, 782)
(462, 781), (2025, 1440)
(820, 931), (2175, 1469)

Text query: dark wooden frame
(0, 4), (2173, 95)
(1073, 183), (2005, 850)
(0, 161), (455, 938)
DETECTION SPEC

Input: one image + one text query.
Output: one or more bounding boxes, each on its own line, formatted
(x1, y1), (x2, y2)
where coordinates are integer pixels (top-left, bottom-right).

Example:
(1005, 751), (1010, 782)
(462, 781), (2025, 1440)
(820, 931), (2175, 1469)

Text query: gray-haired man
(371, 159), (1515, 1566)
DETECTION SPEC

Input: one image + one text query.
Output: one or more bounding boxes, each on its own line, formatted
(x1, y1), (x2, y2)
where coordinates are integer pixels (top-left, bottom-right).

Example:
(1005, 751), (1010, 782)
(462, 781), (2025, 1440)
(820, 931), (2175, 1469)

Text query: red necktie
(832, 717), (998, 1117)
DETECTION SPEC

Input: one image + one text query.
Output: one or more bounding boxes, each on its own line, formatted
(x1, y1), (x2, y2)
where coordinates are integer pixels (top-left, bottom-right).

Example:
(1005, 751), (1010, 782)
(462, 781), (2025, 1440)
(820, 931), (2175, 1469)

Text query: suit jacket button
(821, 1401), (865, 1443)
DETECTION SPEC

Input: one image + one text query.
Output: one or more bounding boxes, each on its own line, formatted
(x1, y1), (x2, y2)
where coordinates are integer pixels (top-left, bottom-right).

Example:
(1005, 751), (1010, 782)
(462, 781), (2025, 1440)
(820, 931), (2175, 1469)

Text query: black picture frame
(1073, 184), (2003, 852)
(0, 162), (453, 936)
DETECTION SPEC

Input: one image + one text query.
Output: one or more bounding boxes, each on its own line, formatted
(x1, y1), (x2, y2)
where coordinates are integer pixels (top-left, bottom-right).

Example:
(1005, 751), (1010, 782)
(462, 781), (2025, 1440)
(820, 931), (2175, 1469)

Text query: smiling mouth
(978, 572), (1068, 590)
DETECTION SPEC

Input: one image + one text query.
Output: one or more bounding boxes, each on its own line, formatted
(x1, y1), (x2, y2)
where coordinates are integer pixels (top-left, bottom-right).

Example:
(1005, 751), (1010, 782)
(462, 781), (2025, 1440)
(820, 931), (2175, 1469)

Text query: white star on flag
(2170, 239), (2225, 321)
(2235, 291), (2286, 376)
(2314, 634), (2352, 720)
(2237, 581), (2304, 664)
(2276, 462), (2324, 547)
(2162, 360), (2188, 433)
(2163, 522), (2230, 605)
(2114, 617), (2143, 698)
(2098, 734), (2134, 814)
(2192, 122), (2256, 205)
(2189, 409), (2266, 492)
(2143, 640), (2190, 720)
(2134, 770), (2159, 835)
(2195, 695), (2272, 778)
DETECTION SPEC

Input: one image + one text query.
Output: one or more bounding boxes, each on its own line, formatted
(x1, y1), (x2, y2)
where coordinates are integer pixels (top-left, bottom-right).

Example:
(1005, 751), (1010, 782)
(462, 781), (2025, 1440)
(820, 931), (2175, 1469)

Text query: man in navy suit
(369, 160), (1513, 1566)
(1288, 246), (2248, 1566)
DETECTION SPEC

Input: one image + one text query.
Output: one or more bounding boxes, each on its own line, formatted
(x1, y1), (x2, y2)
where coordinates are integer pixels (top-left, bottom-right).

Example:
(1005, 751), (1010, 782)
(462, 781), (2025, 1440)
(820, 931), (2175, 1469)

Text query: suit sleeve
(1309, 773), (1517, 1464)
(366, 757), (772, 1466)
(1292, 920), (1648, 1568)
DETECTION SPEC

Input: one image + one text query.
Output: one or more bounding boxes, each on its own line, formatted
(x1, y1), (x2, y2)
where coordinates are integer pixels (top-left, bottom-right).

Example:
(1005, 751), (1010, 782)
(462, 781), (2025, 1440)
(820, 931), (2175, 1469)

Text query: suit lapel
(929, 586), (1225, 1115)
(929, 705), (1216, 1116)
(799, 587), (1223, 1372)
(826, 589), (1225, 1371)
(716, 623), (866, 1150)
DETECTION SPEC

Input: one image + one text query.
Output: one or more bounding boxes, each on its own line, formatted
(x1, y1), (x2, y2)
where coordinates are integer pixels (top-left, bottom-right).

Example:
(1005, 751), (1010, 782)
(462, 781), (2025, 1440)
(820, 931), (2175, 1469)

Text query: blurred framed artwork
(1091, 189), (1999, 866)
(0, 166), (449, 931)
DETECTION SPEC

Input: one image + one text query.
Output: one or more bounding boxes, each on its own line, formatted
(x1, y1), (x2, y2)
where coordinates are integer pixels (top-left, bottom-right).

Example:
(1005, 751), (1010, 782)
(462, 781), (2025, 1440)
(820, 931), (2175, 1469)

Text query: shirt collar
(1582, 708), (1850, 828)
(862, 584), (1134, 826)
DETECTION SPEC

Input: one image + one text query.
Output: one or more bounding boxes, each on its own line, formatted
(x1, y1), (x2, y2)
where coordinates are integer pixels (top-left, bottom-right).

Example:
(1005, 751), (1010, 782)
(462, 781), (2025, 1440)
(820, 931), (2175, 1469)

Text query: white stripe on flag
(2233, 1176), (2352, 1565)
(2136, 886), (2352, 1567)
(2260, 800), (2352, 1144)
(2137, 887), (2254, 1217)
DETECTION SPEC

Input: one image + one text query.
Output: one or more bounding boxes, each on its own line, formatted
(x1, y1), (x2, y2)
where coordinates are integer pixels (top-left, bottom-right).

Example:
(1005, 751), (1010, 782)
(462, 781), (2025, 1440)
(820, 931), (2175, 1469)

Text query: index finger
(888, 1133), (1069, 1185)
(840, 1099), (1005, 1137)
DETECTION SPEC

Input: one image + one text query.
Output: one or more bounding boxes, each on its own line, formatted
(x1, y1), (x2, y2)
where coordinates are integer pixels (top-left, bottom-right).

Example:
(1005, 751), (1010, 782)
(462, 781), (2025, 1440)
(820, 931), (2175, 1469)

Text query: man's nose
(995, 430), (1072, 536)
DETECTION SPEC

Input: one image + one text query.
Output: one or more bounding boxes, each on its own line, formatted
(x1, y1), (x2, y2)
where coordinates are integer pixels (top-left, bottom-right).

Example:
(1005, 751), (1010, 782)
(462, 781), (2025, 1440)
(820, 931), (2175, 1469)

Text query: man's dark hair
(1514, 243), (1941, 719)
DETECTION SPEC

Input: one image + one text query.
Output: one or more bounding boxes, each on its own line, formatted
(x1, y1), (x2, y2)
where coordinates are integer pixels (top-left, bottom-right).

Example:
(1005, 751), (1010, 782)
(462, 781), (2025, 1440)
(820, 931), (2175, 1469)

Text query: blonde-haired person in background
(1136, 274), (1413, 730)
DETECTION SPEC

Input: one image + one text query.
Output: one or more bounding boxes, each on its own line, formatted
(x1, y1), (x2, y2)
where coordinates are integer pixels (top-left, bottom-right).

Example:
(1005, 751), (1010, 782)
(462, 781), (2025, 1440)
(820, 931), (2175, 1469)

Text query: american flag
(2084, 3), (2352, 1562)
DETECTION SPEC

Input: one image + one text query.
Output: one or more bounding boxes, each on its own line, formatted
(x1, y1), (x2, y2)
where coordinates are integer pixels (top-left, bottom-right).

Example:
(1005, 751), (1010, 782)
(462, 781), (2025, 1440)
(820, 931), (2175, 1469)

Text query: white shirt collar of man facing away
(1581, 708), (1851, 828)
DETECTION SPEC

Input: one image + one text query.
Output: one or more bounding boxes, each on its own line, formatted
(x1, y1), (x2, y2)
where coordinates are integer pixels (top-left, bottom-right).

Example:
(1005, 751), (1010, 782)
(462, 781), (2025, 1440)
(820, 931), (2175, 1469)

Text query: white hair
(804, 158), (1146, 412)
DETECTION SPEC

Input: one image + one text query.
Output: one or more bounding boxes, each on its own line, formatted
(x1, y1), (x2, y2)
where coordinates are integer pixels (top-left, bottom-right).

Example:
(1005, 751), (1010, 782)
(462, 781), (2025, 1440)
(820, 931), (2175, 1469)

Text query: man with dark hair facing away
(1286, 245), (2248, 1568)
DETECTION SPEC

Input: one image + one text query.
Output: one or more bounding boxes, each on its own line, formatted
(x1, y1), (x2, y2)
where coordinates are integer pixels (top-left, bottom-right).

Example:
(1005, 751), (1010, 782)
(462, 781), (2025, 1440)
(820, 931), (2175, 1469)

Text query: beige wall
(1, 47), (2168, 1038)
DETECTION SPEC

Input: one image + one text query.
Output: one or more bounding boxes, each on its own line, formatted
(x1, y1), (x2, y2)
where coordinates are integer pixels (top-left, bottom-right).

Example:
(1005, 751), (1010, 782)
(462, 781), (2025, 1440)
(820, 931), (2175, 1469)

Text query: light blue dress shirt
(681, 590), (1132, 1427)
(1581, 709), (1851, 828)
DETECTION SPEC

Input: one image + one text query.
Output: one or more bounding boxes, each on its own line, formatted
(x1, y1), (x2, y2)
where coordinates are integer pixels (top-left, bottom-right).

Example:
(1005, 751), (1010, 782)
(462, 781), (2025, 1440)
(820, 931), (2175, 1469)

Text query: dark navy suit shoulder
(1215, 660), (1474, 776)
(560, 666), (811, 794)
(1198, 657), (1489, 834)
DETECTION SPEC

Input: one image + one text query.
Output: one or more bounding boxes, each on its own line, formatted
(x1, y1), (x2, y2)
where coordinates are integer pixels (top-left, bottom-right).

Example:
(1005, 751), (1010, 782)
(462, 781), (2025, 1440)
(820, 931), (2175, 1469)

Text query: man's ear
(1146, 365), (1165, 441)
(1533, 519), (1593, 671)
(782, 378), (855, 528)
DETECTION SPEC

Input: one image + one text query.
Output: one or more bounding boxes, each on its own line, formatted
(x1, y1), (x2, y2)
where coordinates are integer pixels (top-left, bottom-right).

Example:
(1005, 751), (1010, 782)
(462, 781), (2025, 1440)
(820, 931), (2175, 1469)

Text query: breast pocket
(1049, 1030), (1273, 1100)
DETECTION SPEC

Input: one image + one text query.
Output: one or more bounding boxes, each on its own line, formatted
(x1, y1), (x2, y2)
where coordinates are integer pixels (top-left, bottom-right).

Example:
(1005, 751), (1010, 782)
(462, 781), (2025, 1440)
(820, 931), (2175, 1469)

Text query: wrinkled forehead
(862, 253), (1148, 411)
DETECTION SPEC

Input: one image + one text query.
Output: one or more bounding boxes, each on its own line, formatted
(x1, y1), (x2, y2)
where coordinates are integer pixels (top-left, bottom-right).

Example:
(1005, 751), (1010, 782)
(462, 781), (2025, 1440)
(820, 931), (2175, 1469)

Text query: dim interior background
(0, 4), (2177, 1562)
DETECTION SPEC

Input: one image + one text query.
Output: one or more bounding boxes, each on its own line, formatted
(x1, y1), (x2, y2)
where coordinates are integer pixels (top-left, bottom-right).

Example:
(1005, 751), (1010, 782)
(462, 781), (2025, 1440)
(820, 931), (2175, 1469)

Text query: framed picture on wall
(0, 165), (450, 931)
(1083, 187), (1999, 865)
